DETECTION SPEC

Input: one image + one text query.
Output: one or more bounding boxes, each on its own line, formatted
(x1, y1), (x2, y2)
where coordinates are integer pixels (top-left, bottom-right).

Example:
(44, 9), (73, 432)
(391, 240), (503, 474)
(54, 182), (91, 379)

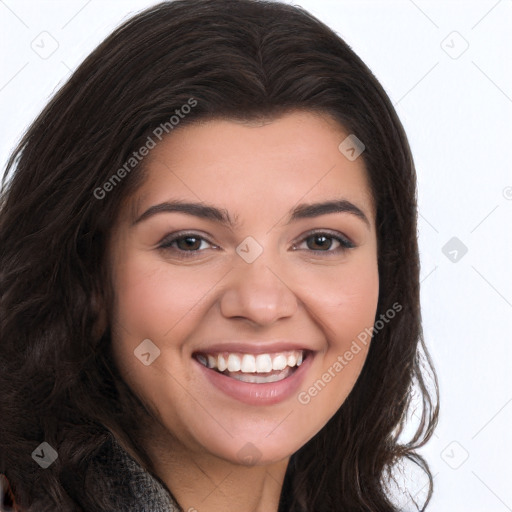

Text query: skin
(108, 111), (379, 512)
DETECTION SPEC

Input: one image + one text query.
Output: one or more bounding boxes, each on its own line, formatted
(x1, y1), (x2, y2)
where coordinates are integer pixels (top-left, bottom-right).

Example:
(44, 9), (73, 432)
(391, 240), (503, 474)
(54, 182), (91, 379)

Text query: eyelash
(158, 230), (355, 258)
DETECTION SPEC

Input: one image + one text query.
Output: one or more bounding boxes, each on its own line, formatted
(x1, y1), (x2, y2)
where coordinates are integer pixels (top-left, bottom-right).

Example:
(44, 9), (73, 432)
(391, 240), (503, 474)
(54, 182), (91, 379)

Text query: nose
(219, 258), (298, 327)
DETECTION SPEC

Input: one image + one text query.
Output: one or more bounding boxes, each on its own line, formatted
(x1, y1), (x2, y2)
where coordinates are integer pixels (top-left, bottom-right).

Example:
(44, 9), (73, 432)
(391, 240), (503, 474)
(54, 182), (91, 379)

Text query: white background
(1, 1), (511, 510)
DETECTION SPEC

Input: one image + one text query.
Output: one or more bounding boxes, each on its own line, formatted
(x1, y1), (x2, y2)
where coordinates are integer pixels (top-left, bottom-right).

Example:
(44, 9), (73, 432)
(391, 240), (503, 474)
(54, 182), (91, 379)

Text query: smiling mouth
(193, 349), (309, 384)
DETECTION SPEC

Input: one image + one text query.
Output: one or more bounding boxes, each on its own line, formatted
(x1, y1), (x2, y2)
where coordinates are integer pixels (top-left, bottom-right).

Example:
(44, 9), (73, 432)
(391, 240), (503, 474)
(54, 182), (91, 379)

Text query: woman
(0, 0), (438, 510)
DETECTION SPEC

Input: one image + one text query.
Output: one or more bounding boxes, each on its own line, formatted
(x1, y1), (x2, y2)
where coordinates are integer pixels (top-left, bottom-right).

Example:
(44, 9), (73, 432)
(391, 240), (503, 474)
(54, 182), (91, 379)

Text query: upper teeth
(196, 350), (304, 373)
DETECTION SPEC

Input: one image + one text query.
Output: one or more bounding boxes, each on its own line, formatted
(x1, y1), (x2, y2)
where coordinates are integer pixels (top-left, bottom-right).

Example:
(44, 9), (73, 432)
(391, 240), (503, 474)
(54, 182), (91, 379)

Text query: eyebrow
(132, 199), (370, 228)
(133, 201), (237, 226)
(286, 200), (370, 227)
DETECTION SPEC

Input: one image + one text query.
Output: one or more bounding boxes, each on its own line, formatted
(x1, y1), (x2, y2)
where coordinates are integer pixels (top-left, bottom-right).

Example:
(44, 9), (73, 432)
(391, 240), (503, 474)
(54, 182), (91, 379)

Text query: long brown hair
(0, 1), (438, 510)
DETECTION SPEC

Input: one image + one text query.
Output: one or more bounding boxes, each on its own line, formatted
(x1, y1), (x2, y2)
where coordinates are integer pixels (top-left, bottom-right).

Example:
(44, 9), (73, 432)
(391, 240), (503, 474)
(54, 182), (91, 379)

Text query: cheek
(290, 252), (378, 401)
(327, 262), (379, 340)
(109, 252), (224, 432)
(109, 251), (231, 416)
(292, 252), (379, 343)
(111, 251), (222, 341)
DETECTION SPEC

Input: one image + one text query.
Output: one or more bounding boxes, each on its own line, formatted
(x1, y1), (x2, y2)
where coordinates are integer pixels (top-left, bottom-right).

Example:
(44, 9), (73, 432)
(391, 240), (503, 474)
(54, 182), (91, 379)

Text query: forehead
(127, 111), (375, 225)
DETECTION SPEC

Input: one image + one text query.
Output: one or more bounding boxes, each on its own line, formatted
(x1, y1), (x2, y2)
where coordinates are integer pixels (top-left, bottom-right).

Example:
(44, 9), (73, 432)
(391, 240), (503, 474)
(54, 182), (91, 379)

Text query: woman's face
(108, 111), (379, 466)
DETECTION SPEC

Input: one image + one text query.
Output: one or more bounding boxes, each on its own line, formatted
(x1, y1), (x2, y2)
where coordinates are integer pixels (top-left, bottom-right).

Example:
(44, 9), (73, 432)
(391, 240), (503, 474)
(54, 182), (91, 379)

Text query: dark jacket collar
(77, 435), (182, 512)
(2, 435), (182, 512)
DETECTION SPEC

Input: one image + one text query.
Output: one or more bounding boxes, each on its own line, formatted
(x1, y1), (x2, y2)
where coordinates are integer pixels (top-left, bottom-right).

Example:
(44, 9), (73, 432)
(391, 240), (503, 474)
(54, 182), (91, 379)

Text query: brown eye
(176, 236), (202, 251)
(293, 231), (355, 254)
(306, 234), (334, 251)
(158, 233), (215, 255)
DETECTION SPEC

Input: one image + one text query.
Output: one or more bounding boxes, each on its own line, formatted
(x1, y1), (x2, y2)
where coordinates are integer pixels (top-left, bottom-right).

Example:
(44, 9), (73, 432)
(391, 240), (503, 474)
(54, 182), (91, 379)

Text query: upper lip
(192, 340), (317, 355)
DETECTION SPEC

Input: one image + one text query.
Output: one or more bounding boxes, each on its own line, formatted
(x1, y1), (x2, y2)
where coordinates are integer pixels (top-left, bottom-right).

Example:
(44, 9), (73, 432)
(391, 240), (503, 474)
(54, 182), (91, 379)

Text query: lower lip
(194, 353), (314, 406)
